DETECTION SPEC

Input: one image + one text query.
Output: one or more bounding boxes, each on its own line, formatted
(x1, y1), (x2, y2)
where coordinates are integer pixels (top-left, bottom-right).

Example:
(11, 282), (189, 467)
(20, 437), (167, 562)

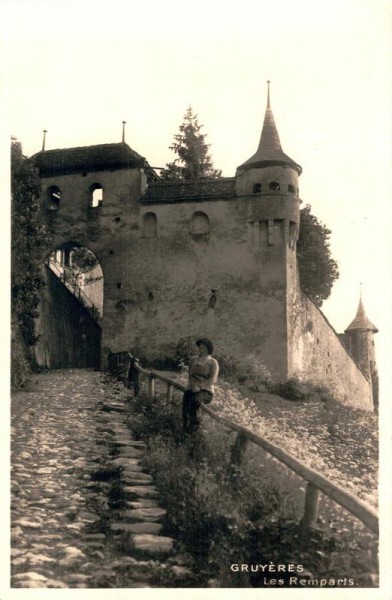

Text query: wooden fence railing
(118, 352), (378, 535)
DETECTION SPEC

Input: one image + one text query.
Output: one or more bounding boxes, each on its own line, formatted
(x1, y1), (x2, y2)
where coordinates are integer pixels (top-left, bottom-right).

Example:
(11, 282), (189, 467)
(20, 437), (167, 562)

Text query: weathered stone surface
(110, 522), (159, 534)
(127, 499), (159, 508)
(123, 522), (163, 534)
(123, 486), (159, 497)
(13, 571), (48, 581)
(13, 580), (47, 588)
(103, 402), (125, 412)
(122, 441), (146, 448)
(12, 556), (28, 566)
(129, 534), (174, 556)
(121, 476), (153, 485)
(77, 511), (101, 522)
(171, 565), (194, 579)
(124, 507), (166, 522)
(119, 465), (144, 473)
(45, 579), (68, 588)
(63, 573), (92, 583)
(13, 519), (42, 529)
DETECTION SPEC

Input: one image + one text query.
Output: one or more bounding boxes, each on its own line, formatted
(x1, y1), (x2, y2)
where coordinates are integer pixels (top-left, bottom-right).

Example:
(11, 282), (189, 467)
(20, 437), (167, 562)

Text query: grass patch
(125, 391), (378, 588)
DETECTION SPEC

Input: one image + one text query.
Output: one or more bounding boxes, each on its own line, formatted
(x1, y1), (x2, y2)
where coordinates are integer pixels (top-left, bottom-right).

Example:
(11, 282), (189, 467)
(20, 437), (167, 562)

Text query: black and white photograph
(1, 0), (391, 597)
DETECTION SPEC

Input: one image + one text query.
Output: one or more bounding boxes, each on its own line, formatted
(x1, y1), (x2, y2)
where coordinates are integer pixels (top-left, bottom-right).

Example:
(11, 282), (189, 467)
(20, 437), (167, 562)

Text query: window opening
(47, 186), (61, 210)
(89, 184), (103, 208)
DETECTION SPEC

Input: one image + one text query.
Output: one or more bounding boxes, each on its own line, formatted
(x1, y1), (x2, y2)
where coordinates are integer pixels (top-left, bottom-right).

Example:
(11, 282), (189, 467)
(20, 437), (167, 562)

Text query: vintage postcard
(1, 0), (391, 599)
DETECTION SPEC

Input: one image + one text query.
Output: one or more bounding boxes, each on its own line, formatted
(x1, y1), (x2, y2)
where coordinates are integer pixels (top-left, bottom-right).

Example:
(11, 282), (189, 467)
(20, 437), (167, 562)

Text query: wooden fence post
(302, 482), (321, 528)
(148, 375), (155, 400)
(228, 431), (248, 486)
(166, 383), (173, 404)
(133, 369), (140, 397)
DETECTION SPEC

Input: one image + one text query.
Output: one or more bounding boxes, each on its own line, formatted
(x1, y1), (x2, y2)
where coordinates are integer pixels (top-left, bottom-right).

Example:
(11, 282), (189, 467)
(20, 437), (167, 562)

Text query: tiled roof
(142, 177), (236, 203)
(32, 143), (151, 177)
(345, 297), (378, 333)
(238, 106), (302, 174)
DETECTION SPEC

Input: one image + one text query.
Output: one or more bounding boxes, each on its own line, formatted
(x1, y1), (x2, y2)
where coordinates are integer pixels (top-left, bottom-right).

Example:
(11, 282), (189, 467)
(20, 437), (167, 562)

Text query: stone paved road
(11, 370), (193, 588)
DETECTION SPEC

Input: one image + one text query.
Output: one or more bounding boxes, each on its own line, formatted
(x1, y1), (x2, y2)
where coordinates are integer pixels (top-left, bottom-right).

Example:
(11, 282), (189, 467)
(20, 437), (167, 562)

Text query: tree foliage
(297, 204), (339, 306)
(11, 138), (51, 346)
(65, 247), (102, 286)
(160, 106), (222, 181)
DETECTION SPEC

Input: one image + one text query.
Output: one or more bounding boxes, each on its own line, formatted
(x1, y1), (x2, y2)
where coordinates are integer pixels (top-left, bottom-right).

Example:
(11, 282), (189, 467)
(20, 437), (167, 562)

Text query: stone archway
(33, 242), (104, 369)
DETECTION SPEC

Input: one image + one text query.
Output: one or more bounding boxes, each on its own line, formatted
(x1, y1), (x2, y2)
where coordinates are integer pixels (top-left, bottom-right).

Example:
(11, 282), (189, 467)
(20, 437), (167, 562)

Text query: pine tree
(160, 106), (222, 181)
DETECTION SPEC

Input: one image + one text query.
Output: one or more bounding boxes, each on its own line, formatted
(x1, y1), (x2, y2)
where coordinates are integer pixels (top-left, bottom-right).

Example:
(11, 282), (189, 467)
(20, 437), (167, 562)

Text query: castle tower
(344, 291), (379, 409)
(234, 83), (302, 379)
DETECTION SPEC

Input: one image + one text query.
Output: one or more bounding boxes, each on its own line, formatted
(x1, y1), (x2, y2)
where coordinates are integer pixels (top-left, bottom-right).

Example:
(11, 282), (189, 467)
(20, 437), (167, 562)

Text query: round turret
(235, 83), (302, 248)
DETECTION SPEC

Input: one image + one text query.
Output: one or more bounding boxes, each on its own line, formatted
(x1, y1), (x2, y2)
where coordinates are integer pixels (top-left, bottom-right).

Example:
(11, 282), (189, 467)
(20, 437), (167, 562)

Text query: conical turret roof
(345, 296), (378, 333)
(238, 82), (302, 174)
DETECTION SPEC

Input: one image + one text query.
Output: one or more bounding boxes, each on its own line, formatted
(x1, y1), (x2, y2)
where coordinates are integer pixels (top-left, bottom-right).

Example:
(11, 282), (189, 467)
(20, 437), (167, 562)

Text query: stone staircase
(103, 412), (175, 557)
(11, 371), (194, 589)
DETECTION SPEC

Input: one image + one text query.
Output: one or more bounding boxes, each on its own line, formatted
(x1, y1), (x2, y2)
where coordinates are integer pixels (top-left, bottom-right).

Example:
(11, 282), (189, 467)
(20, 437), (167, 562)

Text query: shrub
(11, 354), (31, 391)
(275, 378), (335, 403)
(217, 353), (272, 392)
(174, 336), (196, 366)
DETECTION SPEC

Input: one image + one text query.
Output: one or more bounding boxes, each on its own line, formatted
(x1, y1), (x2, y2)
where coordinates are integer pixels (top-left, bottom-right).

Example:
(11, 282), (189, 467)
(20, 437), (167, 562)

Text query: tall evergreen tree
(160, 106), (222, 181)
(297, 204), (339, 307)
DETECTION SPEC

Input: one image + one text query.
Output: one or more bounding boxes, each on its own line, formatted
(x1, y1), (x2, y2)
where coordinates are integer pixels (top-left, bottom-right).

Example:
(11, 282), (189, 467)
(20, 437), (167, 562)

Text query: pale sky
(1, 0), (391, 399)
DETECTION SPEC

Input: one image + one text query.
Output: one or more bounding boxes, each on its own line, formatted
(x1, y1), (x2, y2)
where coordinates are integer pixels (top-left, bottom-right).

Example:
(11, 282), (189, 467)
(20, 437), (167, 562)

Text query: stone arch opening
(35, 242), (104, 369)
(89, 183), (104, 208)
(142, 212), (158, 238)
(191, 211), (210, 235)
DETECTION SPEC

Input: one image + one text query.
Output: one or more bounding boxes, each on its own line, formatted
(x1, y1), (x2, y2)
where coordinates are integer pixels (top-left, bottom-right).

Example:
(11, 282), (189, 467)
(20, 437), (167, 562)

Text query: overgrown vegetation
(274, 378), (334, 403)
(297, 204), (339, 306)
(11, 138), (51, 388)
(125, 390), (378, 587)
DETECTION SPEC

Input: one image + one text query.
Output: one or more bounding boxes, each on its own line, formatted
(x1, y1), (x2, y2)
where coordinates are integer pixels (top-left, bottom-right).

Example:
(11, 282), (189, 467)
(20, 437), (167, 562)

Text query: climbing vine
(11, 138), (51, 347)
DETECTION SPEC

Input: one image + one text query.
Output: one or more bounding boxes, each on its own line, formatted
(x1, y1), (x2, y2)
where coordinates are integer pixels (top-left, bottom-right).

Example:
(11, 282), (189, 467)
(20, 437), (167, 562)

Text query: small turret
(236, 82), (301, 250)
(344, 289), (379, 409)
(237, 81), (302, 175)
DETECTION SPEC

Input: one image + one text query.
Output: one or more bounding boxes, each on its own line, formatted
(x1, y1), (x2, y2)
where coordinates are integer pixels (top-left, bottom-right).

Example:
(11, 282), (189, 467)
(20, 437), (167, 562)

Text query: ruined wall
(34, 266), (101, 369)
(288, 291), (373, 410)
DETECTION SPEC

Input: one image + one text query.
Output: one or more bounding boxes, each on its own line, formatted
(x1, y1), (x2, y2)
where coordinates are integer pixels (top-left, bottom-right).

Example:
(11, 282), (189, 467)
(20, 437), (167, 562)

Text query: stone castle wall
(36, 163), (374, 410)
(288, 291), (373, 410)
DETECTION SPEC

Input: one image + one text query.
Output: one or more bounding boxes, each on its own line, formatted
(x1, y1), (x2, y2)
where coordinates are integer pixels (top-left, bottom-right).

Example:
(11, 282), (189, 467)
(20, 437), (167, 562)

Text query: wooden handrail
(126, 353), (378, 535)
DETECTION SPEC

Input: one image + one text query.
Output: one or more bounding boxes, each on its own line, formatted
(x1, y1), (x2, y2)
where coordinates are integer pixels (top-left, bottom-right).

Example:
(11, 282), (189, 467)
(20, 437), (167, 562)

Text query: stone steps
(11, 371), (193, 589)
(108, 419), (176, 560)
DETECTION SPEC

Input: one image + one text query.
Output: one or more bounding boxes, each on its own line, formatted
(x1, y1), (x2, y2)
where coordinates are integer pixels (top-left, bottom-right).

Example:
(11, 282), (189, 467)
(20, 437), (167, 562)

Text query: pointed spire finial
(42, 130), (47, 151)
(122, 121), (126, 143)
(359, 282), (363, 299)
(267, 80), (271, 108)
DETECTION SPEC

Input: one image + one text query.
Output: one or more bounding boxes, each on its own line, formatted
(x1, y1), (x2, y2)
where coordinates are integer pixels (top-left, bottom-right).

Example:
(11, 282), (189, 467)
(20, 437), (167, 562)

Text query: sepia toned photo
(2, 0), (391, 598)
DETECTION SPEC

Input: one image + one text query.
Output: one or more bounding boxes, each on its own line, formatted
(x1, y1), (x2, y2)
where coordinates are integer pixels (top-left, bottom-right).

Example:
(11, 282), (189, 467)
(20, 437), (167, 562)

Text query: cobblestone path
(11, 370), (192, 588)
